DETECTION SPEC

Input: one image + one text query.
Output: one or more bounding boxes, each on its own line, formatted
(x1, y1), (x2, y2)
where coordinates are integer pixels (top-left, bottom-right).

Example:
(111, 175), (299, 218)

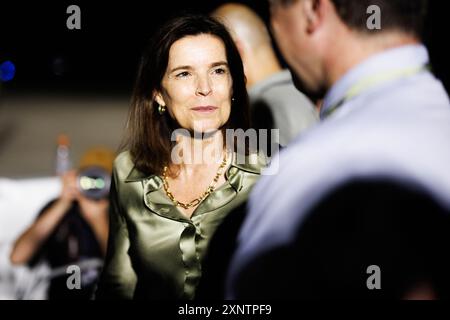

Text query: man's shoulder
(255, 73), (316, 115)
(257, 72), (307, 100)
(281, 91), (450, 180)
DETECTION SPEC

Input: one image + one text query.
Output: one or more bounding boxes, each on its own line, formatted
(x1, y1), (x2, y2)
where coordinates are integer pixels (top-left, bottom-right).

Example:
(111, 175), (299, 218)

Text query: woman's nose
(195, 75), (212, 97)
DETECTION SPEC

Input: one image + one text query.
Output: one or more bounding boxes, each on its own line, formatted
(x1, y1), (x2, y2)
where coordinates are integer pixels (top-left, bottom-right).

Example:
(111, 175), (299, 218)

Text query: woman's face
(155, 34), (233, 133)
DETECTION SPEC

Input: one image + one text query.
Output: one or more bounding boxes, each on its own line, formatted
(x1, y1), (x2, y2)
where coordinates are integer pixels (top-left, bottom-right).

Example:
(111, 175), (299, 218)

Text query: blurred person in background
(212, 3), (318, 147)
(10, 147), (115, 299)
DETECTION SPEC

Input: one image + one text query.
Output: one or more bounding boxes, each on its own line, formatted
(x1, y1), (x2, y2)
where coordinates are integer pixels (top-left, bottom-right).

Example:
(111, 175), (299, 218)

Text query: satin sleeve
(95, 167), (137, 299)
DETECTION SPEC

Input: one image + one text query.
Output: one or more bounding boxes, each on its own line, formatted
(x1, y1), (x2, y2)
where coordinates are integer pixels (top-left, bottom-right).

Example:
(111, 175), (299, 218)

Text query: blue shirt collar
(320, 44), (430, 120)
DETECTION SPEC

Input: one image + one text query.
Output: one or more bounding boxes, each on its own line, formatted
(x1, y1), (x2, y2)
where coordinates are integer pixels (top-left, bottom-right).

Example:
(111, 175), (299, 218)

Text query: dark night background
(0, 0), (450, 300)
(1, 0), (449, 95)
(0, 1), (269, 95)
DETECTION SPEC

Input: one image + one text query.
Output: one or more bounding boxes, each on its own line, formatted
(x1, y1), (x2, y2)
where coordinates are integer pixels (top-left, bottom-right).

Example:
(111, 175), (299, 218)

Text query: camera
(77, 166), (111, 200)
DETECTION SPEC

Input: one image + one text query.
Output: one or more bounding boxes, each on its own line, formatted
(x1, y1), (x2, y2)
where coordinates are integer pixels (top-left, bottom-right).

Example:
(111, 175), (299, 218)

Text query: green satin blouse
(96, 151), (266, 299)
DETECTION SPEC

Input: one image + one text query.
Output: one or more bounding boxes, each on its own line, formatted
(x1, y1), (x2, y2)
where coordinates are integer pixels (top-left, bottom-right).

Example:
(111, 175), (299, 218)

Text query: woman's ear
(153, 91), (166, 107)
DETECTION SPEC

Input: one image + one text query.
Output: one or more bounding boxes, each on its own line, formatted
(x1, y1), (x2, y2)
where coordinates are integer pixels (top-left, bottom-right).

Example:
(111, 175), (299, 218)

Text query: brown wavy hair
(121, 14), (250, 176)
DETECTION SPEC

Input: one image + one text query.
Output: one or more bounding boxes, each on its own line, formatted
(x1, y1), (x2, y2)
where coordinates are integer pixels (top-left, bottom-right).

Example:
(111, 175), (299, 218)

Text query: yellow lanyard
(322, 64), (429, 118)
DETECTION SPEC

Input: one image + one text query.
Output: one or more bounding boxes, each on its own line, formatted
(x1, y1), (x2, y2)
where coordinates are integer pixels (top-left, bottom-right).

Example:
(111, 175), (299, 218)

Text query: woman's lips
(191, 106), (218, 113)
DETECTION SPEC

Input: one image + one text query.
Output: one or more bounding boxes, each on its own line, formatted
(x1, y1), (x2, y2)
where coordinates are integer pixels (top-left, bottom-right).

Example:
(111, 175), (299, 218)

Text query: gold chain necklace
(162, 152), (228, 209)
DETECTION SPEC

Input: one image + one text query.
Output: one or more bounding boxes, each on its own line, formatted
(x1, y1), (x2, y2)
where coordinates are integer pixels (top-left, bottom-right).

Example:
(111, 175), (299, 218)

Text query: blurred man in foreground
(227, 0), (450, 299)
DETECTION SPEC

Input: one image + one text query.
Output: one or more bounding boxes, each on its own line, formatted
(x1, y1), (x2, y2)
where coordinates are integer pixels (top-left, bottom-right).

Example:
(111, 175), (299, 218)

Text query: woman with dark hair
(95, 14), (266, 299)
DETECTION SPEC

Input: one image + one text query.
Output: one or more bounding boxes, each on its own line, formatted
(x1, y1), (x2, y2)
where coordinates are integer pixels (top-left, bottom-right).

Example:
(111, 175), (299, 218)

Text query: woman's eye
(213, 68), (226, 75)
(176, 71), (190, 78)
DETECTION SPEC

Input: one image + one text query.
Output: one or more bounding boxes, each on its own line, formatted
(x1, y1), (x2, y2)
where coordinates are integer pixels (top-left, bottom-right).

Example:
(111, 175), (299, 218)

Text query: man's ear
(154, 91), (166, 107)
(303, 0), (324, 34)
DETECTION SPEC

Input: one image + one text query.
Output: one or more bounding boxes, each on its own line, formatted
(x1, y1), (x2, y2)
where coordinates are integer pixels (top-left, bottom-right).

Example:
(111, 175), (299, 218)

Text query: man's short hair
(270, 0), (428, 37)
